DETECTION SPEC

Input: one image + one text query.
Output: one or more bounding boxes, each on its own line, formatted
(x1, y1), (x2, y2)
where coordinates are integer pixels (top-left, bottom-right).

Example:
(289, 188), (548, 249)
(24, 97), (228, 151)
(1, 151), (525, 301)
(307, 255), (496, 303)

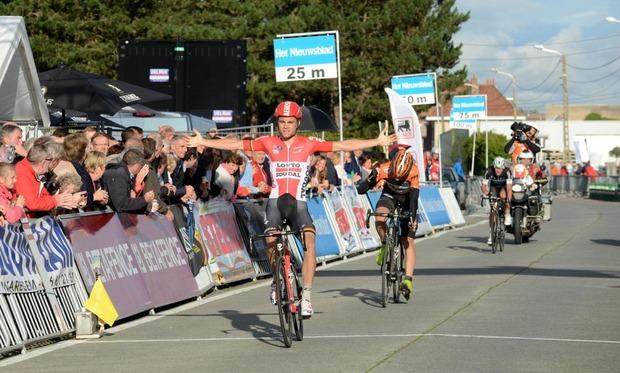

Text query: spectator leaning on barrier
(1, 122), (27, 164)
(306, 154), (330, 195)
(141, 137), (174, 220)
(251, 150), (271, 199)
(185, 100), (395, 317)
(15, 142), (82, 217)
(168, 135), (196, 203)
(211, 151), (243, 200)
(102, 148), (154, 213)
(0, 162), (26, 223)
(82, 151), (109, 209)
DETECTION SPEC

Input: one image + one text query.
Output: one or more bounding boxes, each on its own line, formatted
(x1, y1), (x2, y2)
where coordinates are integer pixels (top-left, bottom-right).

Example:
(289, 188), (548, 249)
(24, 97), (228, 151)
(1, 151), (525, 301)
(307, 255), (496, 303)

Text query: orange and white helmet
(389, 150), (414, 179)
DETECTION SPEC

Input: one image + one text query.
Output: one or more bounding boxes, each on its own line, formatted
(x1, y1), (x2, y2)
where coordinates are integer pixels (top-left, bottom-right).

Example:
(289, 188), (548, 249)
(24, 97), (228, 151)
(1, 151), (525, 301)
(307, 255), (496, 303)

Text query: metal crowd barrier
(548, 176), (620, 196)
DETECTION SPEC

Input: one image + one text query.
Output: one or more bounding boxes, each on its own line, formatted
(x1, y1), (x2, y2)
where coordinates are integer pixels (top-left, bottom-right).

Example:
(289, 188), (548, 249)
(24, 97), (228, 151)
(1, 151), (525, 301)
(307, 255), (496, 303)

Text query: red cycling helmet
(274, 101), (303, 119)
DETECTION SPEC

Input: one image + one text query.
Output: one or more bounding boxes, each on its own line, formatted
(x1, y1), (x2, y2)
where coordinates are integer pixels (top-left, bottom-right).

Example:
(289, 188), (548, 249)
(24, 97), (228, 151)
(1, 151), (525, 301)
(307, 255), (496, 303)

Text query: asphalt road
(2, 198), (619, 372)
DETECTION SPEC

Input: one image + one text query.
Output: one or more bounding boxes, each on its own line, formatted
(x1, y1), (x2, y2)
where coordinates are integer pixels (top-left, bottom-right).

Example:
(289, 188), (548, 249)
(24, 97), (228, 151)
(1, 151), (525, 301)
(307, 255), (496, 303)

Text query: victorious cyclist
(186, 101), (395, 317)
(481, 157), (513, 245)
(357, 143), (420, 300)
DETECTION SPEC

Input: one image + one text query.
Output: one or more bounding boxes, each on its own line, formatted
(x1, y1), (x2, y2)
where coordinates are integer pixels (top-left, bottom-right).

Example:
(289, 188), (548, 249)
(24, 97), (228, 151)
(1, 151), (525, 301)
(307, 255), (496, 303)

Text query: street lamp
(491, 67), (517, 120)
(606, 16), (620, 23)
(534, 44), (570, 163)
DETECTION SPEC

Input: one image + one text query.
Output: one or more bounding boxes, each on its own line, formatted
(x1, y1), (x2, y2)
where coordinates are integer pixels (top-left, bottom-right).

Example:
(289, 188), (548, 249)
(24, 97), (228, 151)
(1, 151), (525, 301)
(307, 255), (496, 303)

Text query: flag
(384, 88), (426, 182)
(84, 278), (118, 326)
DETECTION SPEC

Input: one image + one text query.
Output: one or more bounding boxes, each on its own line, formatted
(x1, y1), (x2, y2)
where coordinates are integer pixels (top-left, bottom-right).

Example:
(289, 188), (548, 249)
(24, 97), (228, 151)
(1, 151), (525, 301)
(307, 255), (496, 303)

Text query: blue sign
(419, 186), (451, 227)
(367, 191), (381, 210)
(273, 35), (338, 82)
(449, 95), (487, 129)
(305, 197), (341, 259)
(391, 73), (436, 105)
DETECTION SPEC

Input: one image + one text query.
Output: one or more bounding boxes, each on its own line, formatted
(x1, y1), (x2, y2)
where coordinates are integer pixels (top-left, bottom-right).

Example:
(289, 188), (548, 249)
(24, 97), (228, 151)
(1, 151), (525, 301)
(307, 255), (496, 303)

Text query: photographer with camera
(505, 121), (541, 164)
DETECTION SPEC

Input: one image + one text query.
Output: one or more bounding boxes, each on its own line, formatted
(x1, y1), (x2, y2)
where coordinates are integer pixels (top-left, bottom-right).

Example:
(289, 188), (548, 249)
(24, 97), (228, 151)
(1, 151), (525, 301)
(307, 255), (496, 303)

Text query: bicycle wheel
(275, 256), (293, 347)
(393, 242), (404, 303)
(491, 208), (498, 254)
(381, 228), (394, 307)
(290, 267), (303, 341)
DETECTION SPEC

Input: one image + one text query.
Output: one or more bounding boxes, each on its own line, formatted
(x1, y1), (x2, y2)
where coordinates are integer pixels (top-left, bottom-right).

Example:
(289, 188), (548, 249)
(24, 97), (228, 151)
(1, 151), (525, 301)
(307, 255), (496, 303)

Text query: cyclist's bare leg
(374, 206), (390, 243)
(301, 229), (316, 287)
(401, 236), (416, 277)
(501, 186), (510, 216)
(265, 236), (277, 271)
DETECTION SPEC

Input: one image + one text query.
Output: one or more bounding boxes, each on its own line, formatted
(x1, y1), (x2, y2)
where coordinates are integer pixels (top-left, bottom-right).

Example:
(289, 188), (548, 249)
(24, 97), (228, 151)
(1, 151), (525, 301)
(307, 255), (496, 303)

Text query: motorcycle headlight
(512, 184), (523, 193)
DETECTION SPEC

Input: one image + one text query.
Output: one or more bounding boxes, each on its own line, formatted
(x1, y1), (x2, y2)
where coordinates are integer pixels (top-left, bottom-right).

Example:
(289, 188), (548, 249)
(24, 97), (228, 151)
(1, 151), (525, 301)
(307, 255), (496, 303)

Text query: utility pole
(561, 54), (570, 164)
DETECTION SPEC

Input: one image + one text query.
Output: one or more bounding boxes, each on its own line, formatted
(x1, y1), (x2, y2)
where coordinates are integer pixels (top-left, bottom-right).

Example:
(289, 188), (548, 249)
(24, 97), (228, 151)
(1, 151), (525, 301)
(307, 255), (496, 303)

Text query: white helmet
(493, 156), (505, 168)
(518, 150), (534, 160)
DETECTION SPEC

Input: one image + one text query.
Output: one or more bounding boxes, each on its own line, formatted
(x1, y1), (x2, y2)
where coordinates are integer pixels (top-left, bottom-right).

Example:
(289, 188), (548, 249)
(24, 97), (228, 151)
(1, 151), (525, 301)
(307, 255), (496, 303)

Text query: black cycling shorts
(264, 198), (315, 234)
(489, 184), (507, 198)
(375, 192), (416, 239)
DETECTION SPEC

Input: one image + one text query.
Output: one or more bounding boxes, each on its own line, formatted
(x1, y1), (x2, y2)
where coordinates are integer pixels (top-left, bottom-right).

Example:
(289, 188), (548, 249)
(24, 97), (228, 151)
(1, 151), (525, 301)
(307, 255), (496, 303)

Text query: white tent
(0, 16), (49, 126)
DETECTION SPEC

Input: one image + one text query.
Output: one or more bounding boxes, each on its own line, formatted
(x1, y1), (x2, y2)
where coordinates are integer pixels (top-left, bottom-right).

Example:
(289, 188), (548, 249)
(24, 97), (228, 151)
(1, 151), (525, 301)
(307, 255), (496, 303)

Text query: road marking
(87, 332), (620, 345)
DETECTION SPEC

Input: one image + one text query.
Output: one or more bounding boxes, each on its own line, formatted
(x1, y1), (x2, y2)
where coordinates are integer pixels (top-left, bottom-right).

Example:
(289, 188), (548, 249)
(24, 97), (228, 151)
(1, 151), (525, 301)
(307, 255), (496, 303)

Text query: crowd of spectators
(0, 121), (400, 226)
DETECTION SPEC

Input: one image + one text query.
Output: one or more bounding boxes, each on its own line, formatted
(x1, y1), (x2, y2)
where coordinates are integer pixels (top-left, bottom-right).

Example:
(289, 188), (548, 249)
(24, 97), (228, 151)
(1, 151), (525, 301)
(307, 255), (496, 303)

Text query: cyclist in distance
(481, 156), (513, 245)
(357, 143), (420, 300)
(186, 101), (396, 317)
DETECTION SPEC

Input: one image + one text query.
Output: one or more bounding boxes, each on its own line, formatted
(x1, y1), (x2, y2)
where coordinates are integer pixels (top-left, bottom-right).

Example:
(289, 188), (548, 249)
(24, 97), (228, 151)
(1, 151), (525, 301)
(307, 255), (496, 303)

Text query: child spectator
(0, 163), (26, 223)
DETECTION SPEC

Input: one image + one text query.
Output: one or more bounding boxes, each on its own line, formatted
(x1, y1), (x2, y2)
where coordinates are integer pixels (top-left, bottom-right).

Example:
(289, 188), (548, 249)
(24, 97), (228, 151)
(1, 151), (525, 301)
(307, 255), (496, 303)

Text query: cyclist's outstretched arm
(332, 127), (395, 151)
(185, 130), (244, 150)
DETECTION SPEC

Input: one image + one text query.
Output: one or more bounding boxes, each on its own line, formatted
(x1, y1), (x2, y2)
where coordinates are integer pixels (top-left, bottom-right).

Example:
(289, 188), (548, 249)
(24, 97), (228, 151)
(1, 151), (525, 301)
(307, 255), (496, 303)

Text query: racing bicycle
(483, 195), (506, 254)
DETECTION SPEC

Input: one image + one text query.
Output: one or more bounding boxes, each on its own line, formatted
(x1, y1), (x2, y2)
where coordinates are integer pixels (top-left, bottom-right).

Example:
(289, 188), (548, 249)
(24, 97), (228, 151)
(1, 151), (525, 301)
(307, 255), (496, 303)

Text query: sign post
(449, 95), (487, 176)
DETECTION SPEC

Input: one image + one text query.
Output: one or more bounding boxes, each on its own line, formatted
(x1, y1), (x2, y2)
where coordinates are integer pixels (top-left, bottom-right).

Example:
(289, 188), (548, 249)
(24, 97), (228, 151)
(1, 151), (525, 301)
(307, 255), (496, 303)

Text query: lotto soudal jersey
(243, 135), (333, 201)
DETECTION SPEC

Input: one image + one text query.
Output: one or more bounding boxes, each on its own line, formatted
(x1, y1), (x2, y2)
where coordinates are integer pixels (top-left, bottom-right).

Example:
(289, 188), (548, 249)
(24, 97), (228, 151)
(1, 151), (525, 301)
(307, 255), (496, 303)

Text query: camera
(510, 121), (527, 132)
(0, 144), (16, 163)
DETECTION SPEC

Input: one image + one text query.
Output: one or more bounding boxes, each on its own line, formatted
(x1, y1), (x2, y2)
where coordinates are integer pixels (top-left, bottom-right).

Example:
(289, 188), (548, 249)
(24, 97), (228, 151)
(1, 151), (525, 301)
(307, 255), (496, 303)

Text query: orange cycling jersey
(243, 135), (333, 201)
(376, 160), (420, 191)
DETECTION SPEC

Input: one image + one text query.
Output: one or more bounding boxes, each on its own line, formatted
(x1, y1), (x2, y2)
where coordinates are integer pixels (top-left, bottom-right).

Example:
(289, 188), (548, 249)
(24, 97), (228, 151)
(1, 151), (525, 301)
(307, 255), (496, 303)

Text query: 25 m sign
(274, 34), (338, 82)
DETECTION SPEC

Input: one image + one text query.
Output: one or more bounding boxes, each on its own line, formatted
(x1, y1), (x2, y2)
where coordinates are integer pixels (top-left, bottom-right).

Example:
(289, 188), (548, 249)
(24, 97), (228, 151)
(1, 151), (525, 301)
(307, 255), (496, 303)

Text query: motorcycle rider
(505, 122), (541, 164)
(481, 156), (512, 245)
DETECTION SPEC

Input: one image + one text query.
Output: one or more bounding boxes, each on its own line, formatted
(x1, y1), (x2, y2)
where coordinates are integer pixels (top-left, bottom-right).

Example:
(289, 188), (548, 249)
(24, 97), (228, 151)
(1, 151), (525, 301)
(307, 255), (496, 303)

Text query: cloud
(453, 0), (620, 111)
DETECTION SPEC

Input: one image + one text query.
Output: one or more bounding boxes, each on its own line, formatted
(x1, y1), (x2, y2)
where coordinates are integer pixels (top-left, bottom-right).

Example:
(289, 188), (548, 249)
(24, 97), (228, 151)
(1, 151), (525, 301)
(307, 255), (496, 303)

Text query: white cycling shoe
(301, 299), (314, 318)
(505, 214), (512, 226)
(487, 234), (493, 246)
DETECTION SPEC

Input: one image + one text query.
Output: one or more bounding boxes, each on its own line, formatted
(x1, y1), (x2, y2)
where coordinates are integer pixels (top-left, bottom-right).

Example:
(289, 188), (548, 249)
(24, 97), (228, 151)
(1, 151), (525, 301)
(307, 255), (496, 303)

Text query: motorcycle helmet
(518, 150), (534, 160)
(274, 101), (303, 119)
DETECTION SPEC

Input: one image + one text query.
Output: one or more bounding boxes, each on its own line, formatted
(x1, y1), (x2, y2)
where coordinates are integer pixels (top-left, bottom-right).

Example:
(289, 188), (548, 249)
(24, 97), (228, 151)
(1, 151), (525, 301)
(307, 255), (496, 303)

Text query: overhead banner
(385, 87), (426, 183)
(273, 34), (338, 82)
(323, 189), (359, 253)
(0, 223), (41, 293)
(306, 196), (341, 260)
(195, 200), (255, 285)
(391, 73), (436, 106)
(449, 95), (487, 130)
(342, 186), (380, 249)
(62, 213), (198, 319)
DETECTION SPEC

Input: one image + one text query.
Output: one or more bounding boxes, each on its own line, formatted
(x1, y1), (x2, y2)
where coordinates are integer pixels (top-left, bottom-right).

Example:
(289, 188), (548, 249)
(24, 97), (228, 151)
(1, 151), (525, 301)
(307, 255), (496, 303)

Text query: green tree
(609, 146), (620, 158)
(462, 131), (509, 176)
(1, 0), (469, 135)
(585, 112), (604, 120)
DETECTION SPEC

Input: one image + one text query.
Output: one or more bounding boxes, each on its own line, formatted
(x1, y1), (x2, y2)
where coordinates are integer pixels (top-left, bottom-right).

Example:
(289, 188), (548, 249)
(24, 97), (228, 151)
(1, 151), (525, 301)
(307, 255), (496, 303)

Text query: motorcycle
(507, 174), (548, 244)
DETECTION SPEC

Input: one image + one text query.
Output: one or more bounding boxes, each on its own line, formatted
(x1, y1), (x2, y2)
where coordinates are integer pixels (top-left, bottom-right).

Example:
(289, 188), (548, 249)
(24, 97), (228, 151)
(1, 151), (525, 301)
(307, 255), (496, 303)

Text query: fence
(0, 184), (464, 357)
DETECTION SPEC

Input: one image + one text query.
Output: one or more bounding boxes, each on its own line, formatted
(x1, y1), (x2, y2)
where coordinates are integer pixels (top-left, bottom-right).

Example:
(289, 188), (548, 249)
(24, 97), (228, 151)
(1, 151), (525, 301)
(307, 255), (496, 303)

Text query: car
(442, 167), (466, 209)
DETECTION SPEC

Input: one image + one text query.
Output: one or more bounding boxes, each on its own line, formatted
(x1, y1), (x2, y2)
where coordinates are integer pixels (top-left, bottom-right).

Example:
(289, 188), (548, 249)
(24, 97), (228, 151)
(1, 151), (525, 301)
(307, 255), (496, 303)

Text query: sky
(453, 0), (620, 113)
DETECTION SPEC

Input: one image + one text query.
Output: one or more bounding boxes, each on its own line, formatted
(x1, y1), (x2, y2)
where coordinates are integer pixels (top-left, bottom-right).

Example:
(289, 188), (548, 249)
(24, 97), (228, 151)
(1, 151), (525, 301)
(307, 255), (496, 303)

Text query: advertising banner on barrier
(233, 201), (272, 276)
(63, 213), (197, 319)
(415, 203), (434, 237)
(367, 190), (382, 210)
(323, 189), (359, 253)
(306, 196), (341, 260)
(0, 223), (42, 293)
(419, 186), (451, 228)
(439, 188), (466, 226)
(342, 186), (380, 249)
(29, 216), (79, 288)
(195, 200), (255, 285)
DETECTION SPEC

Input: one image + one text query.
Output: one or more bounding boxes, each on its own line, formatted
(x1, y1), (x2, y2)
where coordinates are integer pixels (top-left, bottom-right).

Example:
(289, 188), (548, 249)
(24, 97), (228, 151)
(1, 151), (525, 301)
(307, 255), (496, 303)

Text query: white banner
(385, 87), (426, 182)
